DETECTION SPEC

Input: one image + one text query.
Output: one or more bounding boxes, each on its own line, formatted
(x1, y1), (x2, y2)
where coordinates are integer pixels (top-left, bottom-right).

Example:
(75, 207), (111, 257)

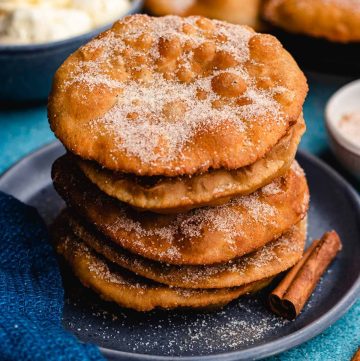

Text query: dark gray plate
(0, 141), (359, 361)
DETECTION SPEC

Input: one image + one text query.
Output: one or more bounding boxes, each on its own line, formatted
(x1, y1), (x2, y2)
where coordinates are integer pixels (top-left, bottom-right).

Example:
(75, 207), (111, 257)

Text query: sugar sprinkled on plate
(64, 287), (290, 356)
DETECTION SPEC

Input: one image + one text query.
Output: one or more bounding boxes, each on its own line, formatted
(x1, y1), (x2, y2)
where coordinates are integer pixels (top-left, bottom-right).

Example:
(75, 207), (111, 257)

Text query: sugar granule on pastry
(49, 14), (307, 176)
(52, 156), (309, 265)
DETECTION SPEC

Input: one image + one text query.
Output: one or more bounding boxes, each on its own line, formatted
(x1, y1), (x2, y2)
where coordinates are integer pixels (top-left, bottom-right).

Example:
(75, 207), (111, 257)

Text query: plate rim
(0, 141), (359, 361)
(0, 141), (61, 182)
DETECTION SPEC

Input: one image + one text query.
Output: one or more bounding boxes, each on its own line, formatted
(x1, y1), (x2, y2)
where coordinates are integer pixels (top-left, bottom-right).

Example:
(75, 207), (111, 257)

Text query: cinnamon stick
(269, 230), (342, 320)
(351, 347), (360, 361)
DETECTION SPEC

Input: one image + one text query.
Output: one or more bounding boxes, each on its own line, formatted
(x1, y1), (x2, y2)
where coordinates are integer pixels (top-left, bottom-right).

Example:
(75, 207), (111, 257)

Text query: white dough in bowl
(72, 0), (131, 27)
(0, 7), (92, 43)
(0, 0), (132, 44)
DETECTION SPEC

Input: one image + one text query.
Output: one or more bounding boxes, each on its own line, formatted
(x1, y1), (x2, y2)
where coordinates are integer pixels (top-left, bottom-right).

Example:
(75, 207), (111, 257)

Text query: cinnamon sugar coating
(77, 116), (305, 213)
(145, 0), (263, 30)
(52, 156), (309, 265)
(53, 223), (272, 311)
(263, 0), (360, 43)
(48, 15), (307, 176)
(62, 211), (306, 289)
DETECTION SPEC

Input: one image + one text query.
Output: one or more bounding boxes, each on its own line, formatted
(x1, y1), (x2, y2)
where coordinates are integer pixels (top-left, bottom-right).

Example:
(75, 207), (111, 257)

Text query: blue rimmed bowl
(0, 0), (143, 103)
(325, 79), (360, 180)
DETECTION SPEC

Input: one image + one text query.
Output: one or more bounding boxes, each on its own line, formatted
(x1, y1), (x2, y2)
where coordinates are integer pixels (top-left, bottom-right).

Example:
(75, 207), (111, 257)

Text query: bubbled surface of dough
(53, 222), (272, 311)
(77, 116), (305, 213)
(48, 14), (307, 176)
(63, 211), (306, 289)
(52, 156), (309, 265)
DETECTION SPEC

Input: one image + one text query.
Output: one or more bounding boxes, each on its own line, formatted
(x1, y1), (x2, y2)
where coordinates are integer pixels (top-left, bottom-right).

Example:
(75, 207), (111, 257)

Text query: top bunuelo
(48, 14), (307, 176)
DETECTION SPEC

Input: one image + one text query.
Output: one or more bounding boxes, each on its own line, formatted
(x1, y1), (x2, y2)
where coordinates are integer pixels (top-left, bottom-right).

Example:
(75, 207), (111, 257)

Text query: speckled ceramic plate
(0, 141), (359, 361)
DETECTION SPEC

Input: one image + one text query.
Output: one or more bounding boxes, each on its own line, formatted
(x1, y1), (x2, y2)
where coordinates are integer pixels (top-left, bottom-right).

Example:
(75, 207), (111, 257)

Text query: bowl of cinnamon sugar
(325, 79), (360, 179)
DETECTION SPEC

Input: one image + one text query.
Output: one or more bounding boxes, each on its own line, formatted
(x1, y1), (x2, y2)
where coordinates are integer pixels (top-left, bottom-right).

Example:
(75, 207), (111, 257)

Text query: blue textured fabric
(0, 191), (105, 361)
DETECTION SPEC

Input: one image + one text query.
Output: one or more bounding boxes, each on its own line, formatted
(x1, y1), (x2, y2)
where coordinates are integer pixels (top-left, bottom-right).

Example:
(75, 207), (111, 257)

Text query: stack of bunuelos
(48, 14), (309, 311)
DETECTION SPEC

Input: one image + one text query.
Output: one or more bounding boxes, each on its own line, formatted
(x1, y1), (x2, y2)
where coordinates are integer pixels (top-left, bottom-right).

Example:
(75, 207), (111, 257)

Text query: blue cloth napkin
(0, 191), (105, 361)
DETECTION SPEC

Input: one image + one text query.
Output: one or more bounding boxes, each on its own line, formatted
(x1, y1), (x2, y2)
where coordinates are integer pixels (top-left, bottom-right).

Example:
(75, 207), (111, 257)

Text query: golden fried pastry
(77, 116), (305, 213)
(63, 211), (307, 289)
(263, 0), (360, 43)
(49, 15), (307, 177)
(54, 225), (272, 311)
(145, 0), (263, 29)
(52, 156), (309, 265)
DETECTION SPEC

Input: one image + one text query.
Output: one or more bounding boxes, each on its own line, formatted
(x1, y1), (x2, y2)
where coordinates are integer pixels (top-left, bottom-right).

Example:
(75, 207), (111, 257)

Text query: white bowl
(325, 79), (360, 179)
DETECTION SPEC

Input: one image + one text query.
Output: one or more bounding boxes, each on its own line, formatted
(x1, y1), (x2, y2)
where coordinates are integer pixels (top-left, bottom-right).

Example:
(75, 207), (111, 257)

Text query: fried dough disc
(48, 14), (307, 176)
(52, 157), (309, 265)
(145, 0), (263, 29)
(63, 211), (306, 289)
(53, 227), (272, 311)
(77, 116), (305, 214)
(263, 0), (360, 43)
